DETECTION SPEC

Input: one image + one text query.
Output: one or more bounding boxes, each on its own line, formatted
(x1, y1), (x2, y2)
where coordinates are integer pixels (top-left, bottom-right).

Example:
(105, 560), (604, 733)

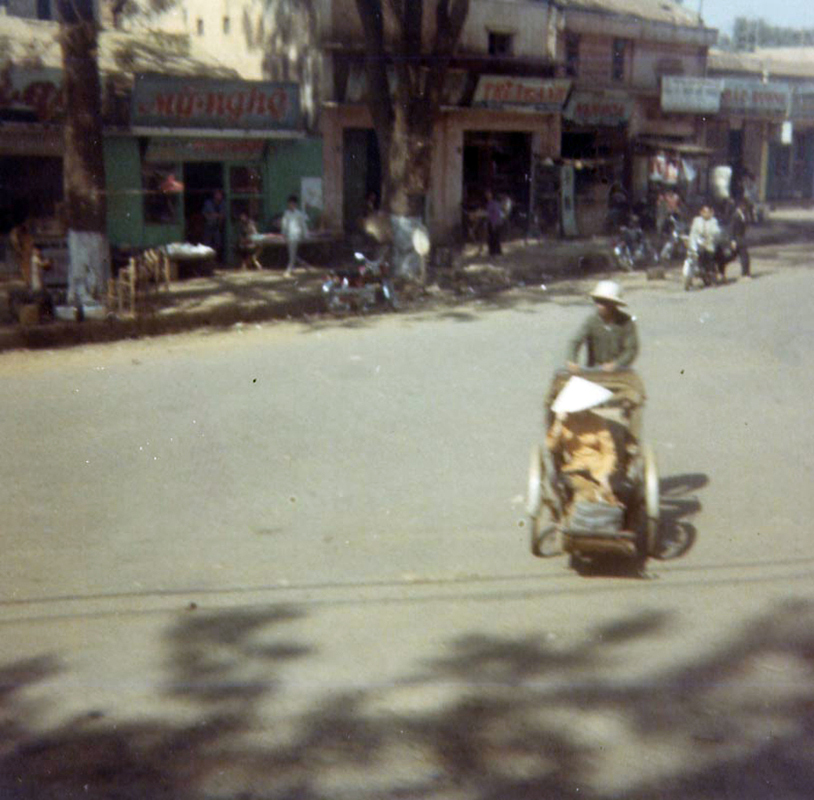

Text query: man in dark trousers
(731, 198), (751, 279)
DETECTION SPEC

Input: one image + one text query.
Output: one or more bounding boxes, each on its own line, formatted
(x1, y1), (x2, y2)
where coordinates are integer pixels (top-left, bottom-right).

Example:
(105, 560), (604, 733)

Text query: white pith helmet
(590, 280), (626, 306)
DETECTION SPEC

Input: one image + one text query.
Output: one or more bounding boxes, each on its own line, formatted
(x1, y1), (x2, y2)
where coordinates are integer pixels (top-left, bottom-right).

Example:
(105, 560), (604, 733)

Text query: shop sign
(473, 76), (571, 112)
(661, 76), (723, 114)
(132, 74), (300, 130)
(791, 85), (814, 120)
(0, 66), (65, 122)
(720, 79), (791, 117)
(563, 90), (632, 126)
(145, 137), (266, 162)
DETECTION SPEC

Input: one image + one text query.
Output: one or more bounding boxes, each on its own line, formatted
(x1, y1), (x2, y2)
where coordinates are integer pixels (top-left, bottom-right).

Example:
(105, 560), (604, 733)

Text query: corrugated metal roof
(709, 47), (814, 80)
(559, 0), (704, 28)
(707, 49), (764, 75)
(0, 15), (237, 82)
(755, 47), (814, 78)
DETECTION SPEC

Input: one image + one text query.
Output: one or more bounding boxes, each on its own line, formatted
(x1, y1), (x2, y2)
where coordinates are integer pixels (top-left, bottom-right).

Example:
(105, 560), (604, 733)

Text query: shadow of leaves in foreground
(2, 599), (814, 798)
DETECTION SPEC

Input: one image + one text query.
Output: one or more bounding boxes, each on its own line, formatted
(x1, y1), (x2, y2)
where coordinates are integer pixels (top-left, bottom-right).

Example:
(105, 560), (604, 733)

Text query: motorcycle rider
(684, 203), (721, 289)
(566, 281), (639, 373)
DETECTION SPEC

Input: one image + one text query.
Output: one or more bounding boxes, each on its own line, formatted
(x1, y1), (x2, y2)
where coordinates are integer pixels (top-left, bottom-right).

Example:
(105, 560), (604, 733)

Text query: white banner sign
(661, 77), (724, 113)
(720, 79), (791, 117)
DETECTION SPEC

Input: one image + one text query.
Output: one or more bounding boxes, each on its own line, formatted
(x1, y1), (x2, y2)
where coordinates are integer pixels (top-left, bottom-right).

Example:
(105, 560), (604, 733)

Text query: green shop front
(106, 74), (322, 265)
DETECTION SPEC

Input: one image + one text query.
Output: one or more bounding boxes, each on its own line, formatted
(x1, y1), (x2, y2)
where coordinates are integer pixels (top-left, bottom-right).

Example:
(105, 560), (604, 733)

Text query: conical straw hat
(551, 376), (614, 414)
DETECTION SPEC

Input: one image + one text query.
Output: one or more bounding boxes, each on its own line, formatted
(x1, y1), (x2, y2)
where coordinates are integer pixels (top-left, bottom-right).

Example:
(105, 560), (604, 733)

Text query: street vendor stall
(162, 242), (217, 279)
(632, 138), (714, 215)
(249, 230), (344, 268)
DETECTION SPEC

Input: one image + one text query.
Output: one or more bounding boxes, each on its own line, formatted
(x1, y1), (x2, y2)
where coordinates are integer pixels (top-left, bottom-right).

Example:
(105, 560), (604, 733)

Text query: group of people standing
(202, 190), (310, 273)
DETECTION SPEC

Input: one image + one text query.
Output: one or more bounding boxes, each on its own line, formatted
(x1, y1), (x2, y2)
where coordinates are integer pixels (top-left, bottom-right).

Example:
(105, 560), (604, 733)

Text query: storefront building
(706, 49), (814, 203)
(556, 0), (717, 232)
(0, 64), (69, 276)
(560, 89), (632, 235)
(320, 0), (562, 243)
(0, 18), (322, 273)
(788, 85), (814, 201)
(107, 74), (319, 263)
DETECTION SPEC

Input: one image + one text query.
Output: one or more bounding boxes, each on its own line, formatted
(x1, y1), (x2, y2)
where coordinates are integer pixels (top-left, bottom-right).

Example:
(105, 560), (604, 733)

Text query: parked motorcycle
(682, 240), (737, 290)
(613, 218), (659, 272)
(322, 251), (398, 313)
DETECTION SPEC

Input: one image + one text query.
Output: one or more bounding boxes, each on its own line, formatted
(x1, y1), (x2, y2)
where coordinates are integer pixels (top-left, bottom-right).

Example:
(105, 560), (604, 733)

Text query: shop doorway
(0, 156), (63, 234)
(182, 162), (224, 246)
(462, 131), (531, 235)
(793, 130), (814, 200)
(343, 128), (381, 233)
(767, 143), (792, 200)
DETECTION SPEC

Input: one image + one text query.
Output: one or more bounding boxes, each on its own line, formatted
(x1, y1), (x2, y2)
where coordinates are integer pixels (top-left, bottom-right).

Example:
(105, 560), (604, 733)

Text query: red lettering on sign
(138, 84), (293, 124)
(0, 67), (66, 121)
(481, 79), (566, 106)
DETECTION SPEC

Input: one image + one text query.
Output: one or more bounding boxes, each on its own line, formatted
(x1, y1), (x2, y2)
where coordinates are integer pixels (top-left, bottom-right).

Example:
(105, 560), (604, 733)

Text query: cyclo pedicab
(526, 369), (660, 572)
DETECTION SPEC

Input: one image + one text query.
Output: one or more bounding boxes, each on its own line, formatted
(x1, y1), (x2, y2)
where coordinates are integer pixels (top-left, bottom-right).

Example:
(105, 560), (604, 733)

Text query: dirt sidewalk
(0, 206), (809, 353)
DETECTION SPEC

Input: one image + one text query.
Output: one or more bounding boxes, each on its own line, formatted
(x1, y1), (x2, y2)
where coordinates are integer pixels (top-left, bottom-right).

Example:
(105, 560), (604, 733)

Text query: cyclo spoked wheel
(527, 444), (560, 557)
(643, 444), (660, 557)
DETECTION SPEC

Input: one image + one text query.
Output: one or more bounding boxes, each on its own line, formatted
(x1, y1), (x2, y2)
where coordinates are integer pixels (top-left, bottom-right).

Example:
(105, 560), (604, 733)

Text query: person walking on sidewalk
(566, 281), (639, 372)
(238, 213), (262, 270)
(485, 190), (503, 256)
(9, 221), (33, 285)
(731, 198), (751, 279)
(281, 195), (309, 274)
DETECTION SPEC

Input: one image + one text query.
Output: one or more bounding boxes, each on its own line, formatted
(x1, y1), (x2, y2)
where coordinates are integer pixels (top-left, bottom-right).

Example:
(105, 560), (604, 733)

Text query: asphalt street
(1, 233), (813, 798)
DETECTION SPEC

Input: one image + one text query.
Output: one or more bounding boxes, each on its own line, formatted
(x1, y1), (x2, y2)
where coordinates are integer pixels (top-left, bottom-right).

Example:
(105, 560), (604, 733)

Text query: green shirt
(567, 310), (639, 368)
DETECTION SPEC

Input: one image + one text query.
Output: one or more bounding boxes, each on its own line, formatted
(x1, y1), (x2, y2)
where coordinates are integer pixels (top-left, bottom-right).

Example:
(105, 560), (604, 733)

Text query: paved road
(1, 238), (813, 798)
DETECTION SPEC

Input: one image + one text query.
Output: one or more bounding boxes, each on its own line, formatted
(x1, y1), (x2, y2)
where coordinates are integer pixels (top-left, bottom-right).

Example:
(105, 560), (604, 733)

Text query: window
(196, 17), (204, 35)
(565, 33), (579, 77)
(488, 32), (514, 57)
(142, 163), (183, 225)
(223, 16), (230, 34)
(612, 38), (627, 82)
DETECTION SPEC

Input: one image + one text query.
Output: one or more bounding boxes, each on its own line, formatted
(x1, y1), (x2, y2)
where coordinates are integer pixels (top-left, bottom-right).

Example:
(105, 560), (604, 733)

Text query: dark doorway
(0, 156), (63, 234)
(462, 131), (531, 213)
(343, 128), (381, 232)
(183, 162), (223, 245)
(728, 129), (744, 165)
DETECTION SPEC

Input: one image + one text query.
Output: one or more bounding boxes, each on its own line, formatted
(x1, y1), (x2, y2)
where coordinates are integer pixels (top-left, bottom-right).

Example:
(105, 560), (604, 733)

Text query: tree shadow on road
(3, 596), (814, 798)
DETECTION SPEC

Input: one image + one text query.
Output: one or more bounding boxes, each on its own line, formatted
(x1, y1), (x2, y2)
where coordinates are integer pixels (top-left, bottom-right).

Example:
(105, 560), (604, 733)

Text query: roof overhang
(128, 127), (305, 139)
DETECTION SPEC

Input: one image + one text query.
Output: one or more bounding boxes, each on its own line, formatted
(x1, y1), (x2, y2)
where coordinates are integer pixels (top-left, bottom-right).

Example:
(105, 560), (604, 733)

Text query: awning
(634, 137), (714, 155)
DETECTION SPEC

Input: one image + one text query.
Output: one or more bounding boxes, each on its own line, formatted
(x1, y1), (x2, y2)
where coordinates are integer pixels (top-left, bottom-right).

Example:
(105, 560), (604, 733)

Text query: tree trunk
(355, 0), (468, 280)
(58, 8), (109, 305)
(388, 101), (433, 218)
